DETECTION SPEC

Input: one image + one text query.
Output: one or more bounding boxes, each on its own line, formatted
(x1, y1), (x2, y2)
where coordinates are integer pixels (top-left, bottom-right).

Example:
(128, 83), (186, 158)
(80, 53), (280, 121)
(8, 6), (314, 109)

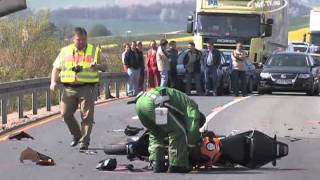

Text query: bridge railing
(0, 72), (128, 125)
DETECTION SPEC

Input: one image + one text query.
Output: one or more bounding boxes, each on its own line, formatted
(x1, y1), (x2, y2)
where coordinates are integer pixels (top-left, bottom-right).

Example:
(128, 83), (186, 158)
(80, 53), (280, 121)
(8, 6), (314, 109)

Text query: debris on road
(20, 147), (55, 166)
(288, 128), (294, 131)
(79, 149), (98, 155)
(284, 136), (302, 142)
(9, 131), (34, 140)
(112, 129), (124, 133)
(124, 126), (144, 136)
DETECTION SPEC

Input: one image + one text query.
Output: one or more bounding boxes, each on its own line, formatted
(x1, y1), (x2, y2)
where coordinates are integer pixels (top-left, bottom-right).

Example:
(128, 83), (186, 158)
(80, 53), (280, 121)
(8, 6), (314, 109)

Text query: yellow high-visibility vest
(60, 44), (100, 83)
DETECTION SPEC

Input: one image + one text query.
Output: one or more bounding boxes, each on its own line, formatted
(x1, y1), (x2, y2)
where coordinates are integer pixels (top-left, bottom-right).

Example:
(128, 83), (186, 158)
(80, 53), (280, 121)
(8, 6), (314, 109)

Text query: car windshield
(266, 54), (309, 67)
(197, 14), (261, 38)
(293, 46), (308, 53)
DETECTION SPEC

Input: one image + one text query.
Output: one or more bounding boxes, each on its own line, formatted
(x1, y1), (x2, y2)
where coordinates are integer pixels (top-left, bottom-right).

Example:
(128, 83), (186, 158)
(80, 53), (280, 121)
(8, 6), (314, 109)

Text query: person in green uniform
(134, 87), (206, 173)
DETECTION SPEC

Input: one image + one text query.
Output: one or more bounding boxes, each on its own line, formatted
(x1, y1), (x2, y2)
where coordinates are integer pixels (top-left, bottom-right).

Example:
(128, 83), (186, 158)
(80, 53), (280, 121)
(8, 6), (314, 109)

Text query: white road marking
(131, 116), (139, 120)
(200, 96), (252, 132)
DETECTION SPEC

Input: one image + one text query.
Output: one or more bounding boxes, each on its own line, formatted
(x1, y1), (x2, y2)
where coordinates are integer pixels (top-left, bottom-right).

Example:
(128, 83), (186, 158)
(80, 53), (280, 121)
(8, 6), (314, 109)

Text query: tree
(89, 24), (112, 37)
(55, 20), (74, 40)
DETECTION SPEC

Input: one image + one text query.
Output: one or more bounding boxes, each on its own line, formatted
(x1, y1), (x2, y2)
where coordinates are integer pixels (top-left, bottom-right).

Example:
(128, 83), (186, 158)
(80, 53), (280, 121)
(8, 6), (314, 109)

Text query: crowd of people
(121, 39), (251, 97)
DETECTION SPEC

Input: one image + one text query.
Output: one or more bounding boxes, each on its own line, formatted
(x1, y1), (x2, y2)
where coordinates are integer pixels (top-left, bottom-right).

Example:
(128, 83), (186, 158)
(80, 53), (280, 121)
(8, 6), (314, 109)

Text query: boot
(168, 166), (191, 173)
(152, 161), (168, 173)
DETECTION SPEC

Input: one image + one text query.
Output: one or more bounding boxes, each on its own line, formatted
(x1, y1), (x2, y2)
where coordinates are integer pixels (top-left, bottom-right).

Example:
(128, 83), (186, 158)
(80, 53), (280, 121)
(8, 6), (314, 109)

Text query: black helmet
(96, 158), (117, 171)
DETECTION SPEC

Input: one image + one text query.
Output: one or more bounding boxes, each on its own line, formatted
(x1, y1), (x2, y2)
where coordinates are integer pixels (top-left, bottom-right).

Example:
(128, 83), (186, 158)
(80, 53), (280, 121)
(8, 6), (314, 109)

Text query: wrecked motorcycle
(103, 128), (289, 169)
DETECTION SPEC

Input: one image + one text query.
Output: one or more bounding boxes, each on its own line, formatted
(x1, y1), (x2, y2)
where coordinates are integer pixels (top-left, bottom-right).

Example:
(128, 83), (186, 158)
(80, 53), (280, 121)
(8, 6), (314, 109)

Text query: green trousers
(136, 95), (190, 168)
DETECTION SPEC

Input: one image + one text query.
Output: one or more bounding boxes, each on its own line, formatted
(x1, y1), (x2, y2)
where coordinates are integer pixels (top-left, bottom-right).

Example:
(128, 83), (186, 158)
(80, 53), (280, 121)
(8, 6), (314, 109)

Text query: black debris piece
(96, 158), (117, 171)
(9, 131), (34, 140)
(124, 126), (144, 136)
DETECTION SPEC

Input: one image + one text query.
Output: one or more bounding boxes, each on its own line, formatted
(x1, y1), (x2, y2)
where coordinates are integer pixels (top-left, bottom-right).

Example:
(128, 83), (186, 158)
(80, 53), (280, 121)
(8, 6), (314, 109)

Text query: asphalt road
(0, 94), (320, 180)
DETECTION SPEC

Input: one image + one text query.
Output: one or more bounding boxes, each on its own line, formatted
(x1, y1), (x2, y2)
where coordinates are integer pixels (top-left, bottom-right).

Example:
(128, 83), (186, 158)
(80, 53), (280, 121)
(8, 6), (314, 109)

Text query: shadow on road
(190, 167), (306, 175)
(257, 92), (320, 97)
(191, 167), (262, 175)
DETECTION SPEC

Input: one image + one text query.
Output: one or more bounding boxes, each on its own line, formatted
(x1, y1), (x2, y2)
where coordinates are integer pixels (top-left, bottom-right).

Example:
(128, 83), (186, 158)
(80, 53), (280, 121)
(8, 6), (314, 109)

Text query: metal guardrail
(0, 72), (128, 125)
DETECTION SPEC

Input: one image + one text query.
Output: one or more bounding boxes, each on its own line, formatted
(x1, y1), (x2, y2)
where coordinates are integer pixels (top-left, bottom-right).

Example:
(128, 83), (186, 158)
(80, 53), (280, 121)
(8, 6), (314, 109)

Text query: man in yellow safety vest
(50, 27), (107, 150)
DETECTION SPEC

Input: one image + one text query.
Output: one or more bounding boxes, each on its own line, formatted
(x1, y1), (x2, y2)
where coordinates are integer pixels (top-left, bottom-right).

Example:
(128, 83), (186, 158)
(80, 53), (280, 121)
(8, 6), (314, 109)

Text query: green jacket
(149, 87), (201, 146)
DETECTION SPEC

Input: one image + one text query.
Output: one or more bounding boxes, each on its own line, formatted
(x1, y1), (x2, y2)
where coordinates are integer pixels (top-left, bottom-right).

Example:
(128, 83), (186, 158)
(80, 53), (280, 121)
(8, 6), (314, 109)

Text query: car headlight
(260, 72), (271, 79)
(298, 74), (311, 79)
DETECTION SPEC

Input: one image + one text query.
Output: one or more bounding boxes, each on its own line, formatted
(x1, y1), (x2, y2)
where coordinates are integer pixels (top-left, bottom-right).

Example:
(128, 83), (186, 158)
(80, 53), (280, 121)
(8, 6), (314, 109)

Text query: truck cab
(187, 0), (288, 64)
(309, 8), (320, 52)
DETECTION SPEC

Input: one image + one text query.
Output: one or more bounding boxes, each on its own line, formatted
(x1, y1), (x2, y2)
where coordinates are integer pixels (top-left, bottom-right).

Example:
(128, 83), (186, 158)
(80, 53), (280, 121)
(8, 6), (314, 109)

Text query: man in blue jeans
(156, 39), (170, 87)
(183, 42), (203, 95)
(202, 42), (221, 96)
(122, 43), (140, 96)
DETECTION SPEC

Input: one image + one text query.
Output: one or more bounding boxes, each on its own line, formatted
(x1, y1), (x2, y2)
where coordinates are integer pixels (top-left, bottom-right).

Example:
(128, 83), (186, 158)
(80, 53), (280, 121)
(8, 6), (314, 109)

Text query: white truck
(310, 8), (320, 52)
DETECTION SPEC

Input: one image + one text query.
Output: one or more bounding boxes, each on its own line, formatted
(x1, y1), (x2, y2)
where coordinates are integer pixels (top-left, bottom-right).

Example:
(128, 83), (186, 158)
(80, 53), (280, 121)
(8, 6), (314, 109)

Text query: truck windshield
(310, 34), (320, 45)
(197, 14), (261, 38)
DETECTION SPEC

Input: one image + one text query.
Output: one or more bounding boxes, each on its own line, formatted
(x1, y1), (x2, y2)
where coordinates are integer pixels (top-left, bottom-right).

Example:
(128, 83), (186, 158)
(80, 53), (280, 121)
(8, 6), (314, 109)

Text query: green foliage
(89, 24), (112, 37)
(0, 12), (62, 82)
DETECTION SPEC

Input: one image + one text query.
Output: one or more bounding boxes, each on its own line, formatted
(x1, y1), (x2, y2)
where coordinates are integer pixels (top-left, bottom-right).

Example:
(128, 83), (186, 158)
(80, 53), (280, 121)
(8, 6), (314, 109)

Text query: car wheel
(306, 84), (315, 96)
(306, 90), (313, 96)
(313, 83), (320, 96)
(257, 87), (271, 95)
(257, 85), (264, 94)
(266, 90), (272, 94)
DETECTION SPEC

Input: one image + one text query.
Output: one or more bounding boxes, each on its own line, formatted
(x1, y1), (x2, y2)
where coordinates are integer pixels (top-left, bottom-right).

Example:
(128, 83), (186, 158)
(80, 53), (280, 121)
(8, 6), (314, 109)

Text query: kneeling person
(134, 87), (206, 173)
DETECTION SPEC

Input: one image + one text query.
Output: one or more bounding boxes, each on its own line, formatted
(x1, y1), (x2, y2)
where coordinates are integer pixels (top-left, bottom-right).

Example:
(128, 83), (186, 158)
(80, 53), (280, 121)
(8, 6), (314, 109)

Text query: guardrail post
(18, 94), (24, 118)
(46, 89), (51, 111)
(1, 96), (8, 124)
(125, 80), (128, 96)
(104, 80), (110, 100)
(32, 91), (38, 115)
(115, 81), (120, 98)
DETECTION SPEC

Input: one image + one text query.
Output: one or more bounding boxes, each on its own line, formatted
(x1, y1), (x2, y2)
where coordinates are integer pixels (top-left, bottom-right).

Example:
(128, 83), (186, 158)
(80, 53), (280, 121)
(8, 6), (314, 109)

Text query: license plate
(276, 79), (292, 85)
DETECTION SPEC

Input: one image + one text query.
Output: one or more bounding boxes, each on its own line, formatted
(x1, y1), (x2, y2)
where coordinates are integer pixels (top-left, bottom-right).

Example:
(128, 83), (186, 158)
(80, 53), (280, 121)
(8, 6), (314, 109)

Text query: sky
(26, 0), (190, 10)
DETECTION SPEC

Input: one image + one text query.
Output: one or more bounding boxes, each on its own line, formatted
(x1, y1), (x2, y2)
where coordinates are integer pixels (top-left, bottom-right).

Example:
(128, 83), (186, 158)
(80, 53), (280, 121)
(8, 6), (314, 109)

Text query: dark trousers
(204, 66), (218, 94)
(232, 70), (247, 96)
(139, 70), (145, 91)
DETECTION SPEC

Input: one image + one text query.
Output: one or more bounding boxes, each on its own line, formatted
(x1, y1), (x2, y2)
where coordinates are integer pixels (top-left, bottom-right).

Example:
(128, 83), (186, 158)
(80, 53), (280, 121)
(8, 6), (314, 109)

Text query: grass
(62, 18), (185, 35)
(289, 16), (310, 31)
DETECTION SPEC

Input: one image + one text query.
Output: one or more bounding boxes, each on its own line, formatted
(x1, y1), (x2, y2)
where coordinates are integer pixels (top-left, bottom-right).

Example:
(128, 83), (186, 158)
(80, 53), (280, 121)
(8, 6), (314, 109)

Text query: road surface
(0, 93), (319, 180)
